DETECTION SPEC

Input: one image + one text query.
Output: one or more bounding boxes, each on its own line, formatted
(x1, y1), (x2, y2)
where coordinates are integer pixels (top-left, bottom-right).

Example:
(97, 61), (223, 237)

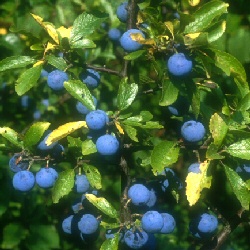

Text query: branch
(86, 64), (122, 77)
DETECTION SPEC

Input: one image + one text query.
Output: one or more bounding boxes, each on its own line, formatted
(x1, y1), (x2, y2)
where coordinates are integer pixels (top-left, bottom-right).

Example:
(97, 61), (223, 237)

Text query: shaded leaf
(46, 121), (88, 146)
(226, 139), (250, 160)
(45, 54), (67, 71)
(224, 165), (250, 210)
(151, 141), (179, 175)
(159, 79), (179, 106)
(15, 65), (42, 96)
(0, 127), (23, 148)
(237, 92), (250, 111)
(83, 164), (102, 189)
(185, 161), (212, 206)
(124, 50), (146, 60)
(52, 169), (75, 203)
(23, 122), (50, 149)
(64, 80), (95, 111)
(85, 194), (119, 219)
(208, 20), (226, 43)
(123, 125), (138, 142)
(206, 143), (224, 160)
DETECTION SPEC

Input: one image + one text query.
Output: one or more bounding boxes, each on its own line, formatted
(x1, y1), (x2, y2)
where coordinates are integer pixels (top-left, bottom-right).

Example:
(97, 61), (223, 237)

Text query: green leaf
(100, 233), (119, 250)
(52, 169), (75, 203)
(207, 20), (226, 43)
(117, 78), (138, 111)
(159, 79), (179, 106)
(209, 113), (228, 146)
(237, 92), (250, 111)
(45, 54), (67, 71)
(85, 194), (119, 219)
(123, 124), (138, 142)
(191, 87), (200, 119)
(124, 50), (146, 60)
(0, 56), (36, 72)
(64, 80), (95, 111)
(83, 163), (102, 189)
(70, 38), (96, 49)
(70, 13), (107, 44)
(184, 1), (229, 33)
(224, 165), (250, 210)
(151, 141), (180, 175)
(0, 127), (23, 148)
(15, 65), (43, 96)
(226, 139), (250, 160)
(206, 143), (224, 160)
(1, 223), (27, 249)
(23, 122), (50, 149)
(82, 139), (97, 155)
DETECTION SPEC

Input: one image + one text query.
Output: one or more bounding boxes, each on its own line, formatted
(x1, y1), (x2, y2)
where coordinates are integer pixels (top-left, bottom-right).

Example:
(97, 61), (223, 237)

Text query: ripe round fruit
(198, 213), (218, 233)
(167, 53), (193, 76)
(146, 189), (157, 208)
(86, 110), (108, 130)
(188, 162), (201, 173)
(62, 215), (74, 234)
(116, 2), (128, 23)
(160, 213), (176, 234)
(124, 229), (149, 249)
(128, 183), (150, 206)
(9, 154), (29, 173)
(37, 133), (58, 151)
(120, 29), (145, 52)
(75, 174), (90, 193)
(81, 69), (100, 89)
(13, 170), (35, 191)
(35, 167), (58, 188)
(108, 28), (122, 41)
(96, 134), (119, 156)
(76, 96), (97, 115)
(141, 210), (164, 233)
(78, 214), (99, 234)
(47, 69), (69, 90)
(181, 120), (205, 142)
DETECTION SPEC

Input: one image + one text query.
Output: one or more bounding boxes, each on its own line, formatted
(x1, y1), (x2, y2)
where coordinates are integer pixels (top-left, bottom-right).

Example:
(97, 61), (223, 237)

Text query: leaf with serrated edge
(226, 139), (250, 160)
(83, 164), (102, 189)
(0, 127), (23, 148)
(52, 169), (75, 203)
(24, 122), (50, 148)
(46, 121), (88, 146)
(224, 165), (250, 210)
(185, 161), (212, 206)
(85, 194), (118, 219)
(82, 139), (97, 155)
(100, 233), (119, 250)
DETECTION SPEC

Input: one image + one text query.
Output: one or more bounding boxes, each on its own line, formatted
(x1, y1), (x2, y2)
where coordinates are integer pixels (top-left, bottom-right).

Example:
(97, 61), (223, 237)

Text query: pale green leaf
(0, 127), (23, 148)
(82, 139), (97, 155)
(226, 139), (250, 160)
(45, 54), (67, 71)
(83, 164), (102, 189)
(100, 233), (119, 250)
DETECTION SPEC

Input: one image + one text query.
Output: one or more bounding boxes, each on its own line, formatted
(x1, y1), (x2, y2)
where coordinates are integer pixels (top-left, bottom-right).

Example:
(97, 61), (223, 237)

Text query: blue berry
(78, 214), (99, 234)
(86, 110), (108, 130)
(9, 154), (29, 173)
(81, 69), (100, 89)
(161, 178), (170, 192)
(13, 170), (35, 191)
(167, 53), (193, 76)
(236, 164), (250, 180)
(96, 134), (119, 156)
(141, 210), (164, 233)
(35, 167), (58, 188)
(181, 120), (205, 142)
(62, 215), (74, 234)
(51, 144), (64, 162)
(37, 133), (58, 151)
(124, 229), (149, 249)
(47, 69), (69, 91)
(146, 189), (157, 208)
(76, 96), (97, 115)
(108, 28), (122, 41)
(41, 99), (49, 107)
(75, 174), (90, 193)
(120, 29), (145, 52)
(40, 69), (49, 78)
(21, 95), (30, 108)
(188, 162), (201, 174)
(116, 2), (128, 23)
(160, 213), (176, 234)
(128, 184), (150, 206)
(198, 213), (218, 233)
(33, 110), (41, 120)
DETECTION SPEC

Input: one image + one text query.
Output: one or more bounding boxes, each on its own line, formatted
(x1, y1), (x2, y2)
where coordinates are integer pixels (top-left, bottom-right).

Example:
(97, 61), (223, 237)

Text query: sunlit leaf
(81, 139), (97, 155)
(45, 54), (67, 71)
(83, 164), (102, 189)
(100, 233), (119, 250)
(226, 139), (250, 160)
(0, 127), (23, 148)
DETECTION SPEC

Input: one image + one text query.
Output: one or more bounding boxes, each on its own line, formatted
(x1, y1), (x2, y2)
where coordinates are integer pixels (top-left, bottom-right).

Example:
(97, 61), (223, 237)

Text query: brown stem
(86, 64), (122, 77)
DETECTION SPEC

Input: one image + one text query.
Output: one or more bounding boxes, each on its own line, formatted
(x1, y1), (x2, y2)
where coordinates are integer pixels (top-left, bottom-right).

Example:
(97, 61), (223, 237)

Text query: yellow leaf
(185, 161), (212, 206)
(0, 28), (7, 35)
(33, 60), (44, 67)
(57, 26), (72, 39)
(185, 32), (201, 39)
(189, 0), (200, 6)
(114, 121), (124, 135)
(31, 13), (59, 44)
(164, 21), (174, 39)
(45, 42), (56, 53)
(46, 121), (88, 146)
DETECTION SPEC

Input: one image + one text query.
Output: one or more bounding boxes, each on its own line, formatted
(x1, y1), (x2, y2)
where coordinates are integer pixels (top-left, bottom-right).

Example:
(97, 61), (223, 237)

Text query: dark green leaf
(124, 50), (146, 60)
(83, 164), (102, 189)
(151, 141), (179, 175)
(70, 39), (96, 49)
(226, 139), (250, 160)
(70, 13), (107, 44)
(191, 87), (200, 119)
(206, 143), (224, 160)
(0, 56), (36, 72)
(117, 78), (138, 111)
(207, 20), (226, 43)
(237, 92), (250, 111)
(123, 124), (138, 142)
(0, 127), (23, 148)
(45, 54), (67, 71)
(52, 169), (75, 203)
(224, 165), (250, 210)
(159, 79), (179, 106)
(100, 233), (119, 250)
(85, 194), (119, 219)
(184, 1), (229, 33)
(209, 113), (228, 146)
(15, 65), (42, 96)
(82, 139), (97, 155)
(64, 80), (95, 110)
(23, 122), (50, 149)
